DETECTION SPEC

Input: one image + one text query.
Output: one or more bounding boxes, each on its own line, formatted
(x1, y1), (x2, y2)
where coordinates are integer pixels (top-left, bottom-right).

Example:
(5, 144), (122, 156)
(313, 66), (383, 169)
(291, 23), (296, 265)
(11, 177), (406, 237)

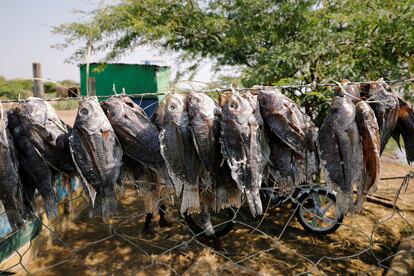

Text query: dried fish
(18, 97), (74, 175)
(70, 98), (123, 219)
(156, 94), (201, 214)
(367, 81), (399, 154)
(355, 101), (380, 211)
(101, 96), (166, 178)
(220, 93), (264, 217)
(0, 110), (25, 230)
(8, 109), (58, 219)
(392, 97), (414, 164)
(318, 95), (363, 214)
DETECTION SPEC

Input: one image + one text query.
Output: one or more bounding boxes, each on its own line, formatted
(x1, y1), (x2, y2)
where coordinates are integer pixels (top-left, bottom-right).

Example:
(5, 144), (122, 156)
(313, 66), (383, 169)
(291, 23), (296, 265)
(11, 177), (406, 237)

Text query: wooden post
(88, 77), (96, 96)
(32, 62), (45, 99)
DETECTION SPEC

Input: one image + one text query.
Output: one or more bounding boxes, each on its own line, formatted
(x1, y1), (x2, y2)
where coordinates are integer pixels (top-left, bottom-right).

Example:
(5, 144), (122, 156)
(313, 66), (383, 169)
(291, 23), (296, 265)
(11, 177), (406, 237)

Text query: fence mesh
(0, 167), (413, 275)
(0, 78), (413, 275)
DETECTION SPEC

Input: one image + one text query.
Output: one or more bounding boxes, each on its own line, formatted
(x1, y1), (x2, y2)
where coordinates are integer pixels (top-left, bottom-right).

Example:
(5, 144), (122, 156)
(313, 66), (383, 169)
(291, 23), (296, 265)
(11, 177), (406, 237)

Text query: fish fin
(93, 192), (118, 220)
(180, 184), (200, 215)
(245, 189), (263, 217)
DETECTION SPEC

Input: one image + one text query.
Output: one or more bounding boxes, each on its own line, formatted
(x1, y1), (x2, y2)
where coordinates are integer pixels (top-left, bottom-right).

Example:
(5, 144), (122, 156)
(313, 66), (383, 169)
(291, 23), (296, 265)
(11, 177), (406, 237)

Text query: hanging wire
(0, 77), (413, 104)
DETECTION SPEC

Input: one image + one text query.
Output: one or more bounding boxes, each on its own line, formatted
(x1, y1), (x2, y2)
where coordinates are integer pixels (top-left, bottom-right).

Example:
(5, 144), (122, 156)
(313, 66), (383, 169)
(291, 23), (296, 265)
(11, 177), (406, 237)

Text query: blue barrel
(131, 98), (160, 119)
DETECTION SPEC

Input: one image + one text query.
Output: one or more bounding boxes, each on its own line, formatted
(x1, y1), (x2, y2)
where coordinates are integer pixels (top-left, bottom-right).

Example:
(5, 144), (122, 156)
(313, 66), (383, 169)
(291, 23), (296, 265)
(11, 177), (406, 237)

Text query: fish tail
(93, 191), (118, 219)
(245, 189), (263, 217)
(43, 194), (59, 219)
(180, 185), (200, 214)
(5, 209), (25, 231)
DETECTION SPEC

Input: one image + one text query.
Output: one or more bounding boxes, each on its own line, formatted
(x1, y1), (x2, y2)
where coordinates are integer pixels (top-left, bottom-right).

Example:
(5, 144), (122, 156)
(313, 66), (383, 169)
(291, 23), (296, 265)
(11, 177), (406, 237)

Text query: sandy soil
(6, 145), (413, 275)
(56, 110), (77, 127)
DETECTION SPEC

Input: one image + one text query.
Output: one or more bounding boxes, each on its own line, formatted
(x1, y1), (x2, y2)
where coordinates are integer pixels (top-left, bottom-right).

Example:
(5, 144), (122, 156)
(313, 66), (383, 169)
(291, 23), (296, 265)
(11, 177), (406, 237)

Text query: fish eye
(331, 107), (339, 114)
(169, 104), (176, 111)
(260, 98), (268, 106)
(229, 102), (238, 109)
(80, 108), (89, 116)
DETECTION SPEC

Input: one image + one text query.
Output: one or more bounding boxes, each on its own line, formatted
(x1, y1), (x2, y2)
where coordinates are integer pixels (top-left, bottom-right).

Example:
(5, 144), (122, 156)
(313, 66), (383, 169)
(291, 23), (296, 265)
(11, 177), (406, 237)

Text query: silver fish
(188, 92), (242, 211)
(70, 98), (123, 219)
(0, 109), (25, 230)
(156, 94), (201, 214)
(18, 97), (74, 175)
(101, 96), (166, 178)
(220, 93), (263, 217)
(318, 96), (363, 214)
(257, 87), (318, 189)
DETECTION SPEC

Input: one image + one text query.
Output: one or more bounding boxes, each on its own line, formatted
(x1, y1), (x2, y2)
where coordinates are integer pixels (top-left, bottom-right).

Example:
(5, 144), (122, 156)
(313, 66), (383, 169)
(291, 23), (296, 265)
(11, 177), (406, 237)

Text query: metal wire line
(0, 77), (413, 104)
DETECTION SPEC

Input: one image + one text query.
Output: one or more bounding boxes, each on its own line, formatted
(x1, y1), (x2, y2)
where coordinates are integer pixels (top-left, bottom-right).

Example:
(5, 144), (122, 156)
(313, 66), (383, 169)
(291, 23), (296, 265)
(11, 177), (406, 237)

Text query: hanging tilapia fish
(367, 80), (399, 154)
(0, 109), (25, 230)
(18, 97), (74, 176)
(155, 94), (201, 214)
(257, 87), (318, 190)
(8, 110), (58, 219)
(187, 92), (242, 211)
(336, 79), (361, 103)
(355, 101), (380, 211)
(101, 96), (167, 215)
(318, 95), (363, 214)
(101, 96), (166, 178)
(392, 97), (414, 164)
(220, 93), (264, 217)
(70, 98), (123, 219)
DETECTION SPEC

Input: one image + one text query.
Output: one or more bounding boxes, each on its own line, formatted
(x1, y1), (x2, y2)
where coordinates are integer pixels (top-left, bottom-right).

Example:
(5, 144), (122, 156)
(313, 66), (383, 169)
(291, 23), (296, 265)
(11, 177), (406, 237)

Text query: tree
(54, 0), (414, 124)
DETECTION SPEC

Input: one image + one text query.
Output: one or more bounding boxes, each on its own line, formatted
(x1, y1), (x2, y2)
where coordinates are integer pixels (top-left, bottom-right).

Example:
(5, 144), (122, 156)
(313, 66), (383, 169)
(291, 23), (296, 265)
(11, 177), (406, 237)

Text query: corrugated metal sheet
(79, 63), (171, 99)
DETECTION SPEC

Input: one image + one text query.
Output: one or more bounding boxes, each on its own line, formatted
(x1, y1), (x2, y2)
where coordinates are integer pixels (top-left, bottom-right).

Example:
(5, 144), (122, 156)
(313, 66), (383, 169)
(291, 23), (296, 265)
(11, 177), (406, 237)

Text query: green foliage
(0, 77), (79, 100)
(0, 79), (33, 100)
(52, 99), (79, 110)
(54, 1), (414, 121)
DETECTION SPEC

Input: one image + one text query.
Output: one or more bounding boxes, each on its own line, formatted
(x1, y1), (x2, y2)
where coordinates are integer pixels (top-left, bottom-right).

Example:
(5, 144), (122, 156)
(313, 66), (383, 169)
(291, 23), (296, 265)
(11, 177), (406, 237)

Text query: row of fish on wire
(0, 77), (413, 234)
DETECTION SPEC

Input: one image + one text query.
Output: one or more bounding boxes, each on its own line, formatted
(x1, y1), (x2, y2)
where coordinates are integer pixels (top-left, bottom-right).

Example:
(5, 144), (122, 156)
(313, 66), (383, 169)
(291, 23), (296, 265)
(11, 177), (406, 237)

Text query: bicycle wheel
(295, 189), (343, 235)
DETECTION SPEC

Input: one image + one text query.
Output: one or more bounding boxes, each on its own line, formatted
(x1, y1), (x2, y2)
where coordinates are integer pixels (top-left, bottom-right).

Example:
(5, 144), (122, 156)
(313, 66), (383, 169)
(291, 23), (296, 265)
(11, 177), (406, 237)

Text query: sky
(0, 0), (214, 83)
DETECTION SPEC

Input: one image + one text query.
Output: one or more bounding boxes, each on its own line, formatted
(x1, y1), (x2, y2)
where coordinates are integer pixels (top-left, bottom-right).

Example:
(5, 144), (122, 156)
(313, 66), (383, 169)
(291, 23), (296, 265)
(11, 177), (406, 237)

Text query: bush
(52, 99), (79, 110)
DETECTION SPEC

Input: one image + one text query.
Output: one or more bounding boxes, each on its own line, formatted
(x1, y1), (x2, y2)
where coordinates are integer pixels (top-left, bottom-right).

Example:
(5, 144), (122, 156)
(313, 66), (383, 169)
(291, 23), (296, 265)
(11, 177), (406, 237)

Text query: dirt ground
(6, 149), (412, 275)
(7, 110), (412, 275)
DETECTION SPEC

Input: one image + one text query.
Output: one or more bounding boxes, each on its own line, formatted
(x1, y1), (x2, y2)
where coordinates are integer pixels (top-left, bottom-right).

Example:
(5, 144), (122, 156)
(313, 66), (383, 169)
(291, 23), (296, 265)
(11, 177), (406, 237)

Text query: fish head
(329, 96), (356, 130)
(257, 88), (284, 114)
(76, 98), (108, 132)
(187, 92), (216, 119)
(19, 98), (48, 125)
(157, 94), (188, 125)
(101, 97), (125, 122)
(222, 93), (253, 124)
